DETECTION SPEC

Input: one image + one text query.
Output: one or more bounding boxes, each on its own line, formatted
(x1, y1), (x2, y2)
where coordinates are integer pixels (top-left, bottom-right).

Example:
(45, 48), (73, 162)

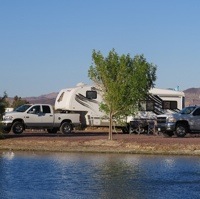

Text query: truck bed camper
(55, 83), (106, 127)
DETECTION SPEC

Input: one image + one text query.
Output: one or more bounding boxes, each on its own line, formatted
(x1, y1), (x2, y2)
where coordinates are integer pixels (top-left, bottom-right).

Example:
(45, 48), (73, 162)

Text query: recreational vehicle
(55, 83), (185, 133)
(55, 83), (105, 127)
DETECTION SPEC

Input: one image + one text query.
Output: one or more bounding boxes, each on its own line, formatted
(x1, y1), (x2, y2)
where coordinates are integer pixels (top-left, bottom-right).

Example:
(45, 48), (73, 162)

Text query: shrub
(0, 123), (4, 139)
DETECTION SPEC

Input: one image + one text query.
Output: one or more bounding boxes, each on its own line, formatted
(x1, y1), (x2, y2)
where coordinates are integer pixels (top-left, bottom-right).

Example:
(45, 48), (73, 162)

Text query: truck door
(24, 105), (42, 127)
(40, 105), (54, 128)
(192, 108), (200, 131)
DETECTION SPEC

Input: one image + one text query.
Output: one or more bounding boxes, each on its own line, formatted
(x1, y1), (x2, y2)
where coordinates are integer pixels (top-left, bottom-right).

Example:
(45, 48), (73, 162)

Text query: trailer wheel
(175, 124), (187, 137)
(121, 126), (129, 134)
(12, 121), (24, 134)
(162, 131), (174, 137)
(60, 122), (72, 134)
(47, 128), (58, 134)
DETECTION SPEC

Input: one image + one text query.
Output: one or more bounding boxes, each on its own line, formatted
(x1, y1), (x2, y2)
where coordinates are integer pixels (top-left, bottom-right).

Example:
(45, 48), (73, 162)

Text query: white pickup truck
(2, 104), (80, 134)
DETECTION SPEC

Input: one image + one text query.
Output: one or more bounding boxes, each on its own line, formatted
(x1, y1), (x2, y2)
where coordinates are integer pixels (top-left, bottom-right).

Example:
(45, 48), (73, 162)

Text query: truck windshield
(15, 104), (32, 112)
(179, 106), (196, 115)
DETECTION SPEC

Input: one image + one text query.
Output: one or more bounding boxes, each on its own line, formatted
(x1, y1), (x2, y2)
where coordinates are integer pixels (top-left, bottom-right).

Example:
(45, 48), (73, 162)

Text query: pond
(0, 151), (200, 199)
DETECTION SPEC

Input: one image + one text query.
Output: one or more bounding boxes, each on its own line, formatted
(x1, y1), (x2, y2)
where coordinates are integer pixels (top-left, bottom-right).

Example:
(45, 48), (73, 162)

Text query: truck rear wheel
(12, 121), (24, 134)
(60, 122), (72, 134)
(175, 124), (187, 137)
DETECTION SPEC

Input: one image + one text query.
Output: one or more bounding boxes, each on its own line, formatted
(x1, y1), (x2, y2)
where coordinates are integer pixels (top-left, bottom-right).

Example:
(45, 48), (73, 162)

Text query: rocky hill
(184, 88), (200, 106)
(22, 92), (58, 105)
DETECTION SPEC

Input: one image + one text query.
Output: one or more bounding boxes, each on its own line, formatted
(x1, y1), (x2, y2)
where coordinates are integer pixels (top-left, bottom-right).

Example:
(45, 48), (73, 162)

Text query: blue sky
(0, 0), (200, 97)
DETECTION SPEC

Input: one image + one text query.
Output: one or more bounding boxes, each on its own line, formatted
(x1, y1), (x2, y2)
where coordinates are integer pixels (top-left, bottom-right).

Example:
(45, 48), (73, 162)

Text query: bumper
(1, 121), (12, 130)
(157, 122), (176, 132)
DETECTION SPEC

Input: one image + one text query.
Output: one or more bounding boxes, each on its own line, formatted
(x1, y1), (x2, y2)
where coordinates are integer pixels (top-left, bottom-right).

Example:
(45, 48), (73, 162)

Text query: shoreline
(1, 131), (200, 156)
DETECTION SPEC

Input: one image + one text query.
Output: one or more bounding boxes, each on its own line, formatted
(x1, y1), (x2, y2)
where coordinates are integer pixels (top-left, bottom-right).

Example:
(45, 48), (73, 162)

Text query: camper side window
(146, 101), (154, 111)
(57, 92), (64, 102)
(139, 101), (154, 111)
(86, 90), (97, 99)
(162, 101), (177, 109)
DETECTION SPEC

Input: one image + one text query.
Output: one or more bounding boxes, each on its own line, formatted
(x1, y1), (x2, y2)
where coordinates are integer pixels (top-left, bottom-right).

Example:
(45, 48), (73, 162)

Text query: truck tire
(47, 128), (58, 134)
(175, 124), (187, 137)
(60, 122), (72, 134)
(12, 121), (24, 134)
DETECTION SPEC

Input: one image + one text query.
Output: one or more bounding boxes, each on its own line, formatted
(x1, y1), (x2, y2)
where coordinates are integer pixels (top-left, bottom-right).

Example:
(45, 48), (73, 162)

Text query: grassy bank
(1, 132), (200, 155)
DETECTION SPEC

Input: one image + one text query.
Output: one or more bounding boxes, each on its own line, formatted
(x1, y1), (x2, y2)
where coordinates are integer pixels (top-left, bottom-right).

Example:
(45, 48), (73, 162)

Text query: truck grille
(157, 117), (166, 124)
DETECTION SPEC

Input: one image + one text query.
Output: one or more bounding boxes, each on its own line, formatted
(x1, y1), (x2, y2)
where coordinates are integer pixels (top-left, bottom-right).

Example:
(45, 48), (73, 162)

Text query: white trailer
(55, 83), (185, 131)
(132, 87), (185, 120)
(5, 108), (14, 113)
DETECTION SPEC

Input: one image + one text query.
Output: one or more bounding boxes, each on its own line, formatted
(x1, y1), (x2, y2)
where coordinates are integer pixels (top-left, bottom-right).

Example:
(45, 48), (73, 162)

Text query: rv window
(86, 90), (97, 99)
(139, 101), (154, 111)
(57, 92), (64, 102)
(162, 101), (177, 109)
(146, 101), (154, 111)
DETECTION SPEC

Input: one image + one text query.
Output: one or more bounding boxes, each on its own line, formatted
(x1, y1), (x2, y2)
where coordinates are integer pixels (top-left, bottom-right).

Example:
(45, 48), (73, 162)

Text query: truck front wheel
(60, 122), (72, 134)
(12, 121), (24, 134)
(175, 124), (187, 137)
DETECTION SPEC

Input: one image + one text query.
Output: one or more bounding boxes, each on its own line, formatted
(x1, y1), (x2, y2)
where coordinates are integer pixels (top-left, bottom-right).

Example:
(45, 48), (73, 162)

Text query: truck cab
(2, 104), (54, 132)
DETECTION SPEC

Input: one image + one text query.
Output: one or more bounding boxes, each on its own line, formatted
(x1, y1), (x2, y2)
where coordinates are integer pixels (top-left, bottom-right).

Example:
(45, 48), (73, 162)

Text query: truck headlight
(3, 115), (13, 121)
(166, 116), (176, 123)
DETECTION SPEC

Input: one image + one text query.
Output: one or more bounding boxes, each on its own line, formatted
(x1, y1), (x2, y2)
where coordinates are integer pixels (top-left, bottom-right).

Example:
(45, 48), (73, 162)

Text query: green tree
(12, 96), (29, 109)
(88, 49), (157, 140)
(0, 92), (9, 118)
(0, 92), (9, 137)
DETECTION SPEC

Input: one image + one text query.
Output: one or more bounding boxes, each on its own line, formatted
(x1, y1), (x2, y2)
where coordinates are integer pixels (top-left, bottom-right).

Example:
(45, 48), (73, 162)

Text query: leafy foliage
(0, 92), (9, 118)
(88, 49), (157, 139)
(12, 96), (29, 109)
(0, 92), (10, 138)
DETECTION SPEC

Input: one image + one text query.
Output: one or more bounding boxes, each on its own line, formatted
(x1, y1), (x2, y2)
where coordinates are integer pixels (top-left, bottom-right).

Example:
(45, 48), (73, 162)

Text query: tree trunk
(108, 112), (113, 140)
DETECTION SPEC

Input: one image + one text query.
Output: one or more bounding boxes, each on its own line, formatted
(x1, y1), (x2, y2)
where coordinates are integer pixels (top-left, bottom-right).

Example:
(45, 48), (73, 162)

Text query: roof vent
(76, 82), (86, 87)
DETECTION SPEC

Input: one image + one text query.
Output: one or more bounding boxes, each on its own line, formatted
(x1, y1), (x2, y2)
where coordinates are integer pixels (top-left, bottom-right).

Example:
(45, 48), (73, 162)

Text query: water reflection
(2, 151), (15, 160)
(0, 152), (200, 199)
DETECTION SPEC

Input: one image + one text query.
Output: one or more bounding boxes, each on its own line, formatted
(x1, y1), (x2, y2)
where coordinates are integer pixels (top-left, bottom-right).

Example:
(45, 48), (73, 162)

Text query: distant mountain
(22, 92), (58, 105)
(184, 88), (200, 106)
(16, 88), (200, 107)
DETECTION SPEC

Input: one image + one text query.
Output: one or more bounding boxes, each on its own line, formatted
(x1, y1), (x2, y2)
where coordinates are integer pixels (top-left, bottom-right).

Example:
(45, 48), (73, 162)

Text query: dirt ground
(1, 129), (200, 155)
